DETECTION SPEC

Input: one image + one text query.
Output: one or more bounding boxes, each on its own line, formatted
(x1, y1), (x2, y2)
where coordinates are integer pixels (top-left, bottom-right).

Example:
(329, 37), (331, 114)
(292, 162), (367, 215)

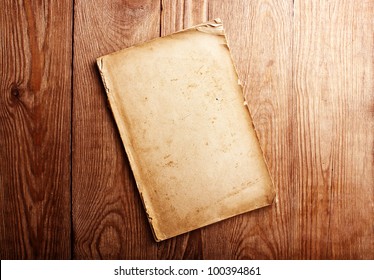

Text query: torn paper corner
(196, 18), (225, 35)
(96, 58), (111, 94)
(97, 57), (104, 71)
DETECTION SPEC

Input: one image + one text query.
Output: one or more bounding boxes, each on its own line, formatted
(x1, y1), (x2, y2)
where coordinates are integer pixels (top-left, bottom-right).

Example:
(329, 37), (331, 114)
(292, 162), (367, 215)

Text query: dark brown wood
(1, 0), (372, 260)
(72, 0), (160, 259)
(0, 0), (72, 259)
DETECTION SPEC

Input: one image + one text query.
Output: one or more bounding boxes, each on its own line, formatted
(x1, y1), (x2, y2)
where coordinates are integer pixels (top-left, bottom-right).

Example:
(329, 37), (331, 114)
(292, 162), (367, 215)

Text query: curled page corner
(196, 18), (225, 35)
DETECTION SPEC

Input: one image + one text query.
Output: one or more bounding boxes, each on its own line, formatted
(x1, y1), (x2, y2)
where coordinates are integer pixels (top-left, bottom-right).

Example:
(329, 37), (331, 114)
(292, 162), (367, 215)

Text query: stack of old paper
(97, 19), (275, 241)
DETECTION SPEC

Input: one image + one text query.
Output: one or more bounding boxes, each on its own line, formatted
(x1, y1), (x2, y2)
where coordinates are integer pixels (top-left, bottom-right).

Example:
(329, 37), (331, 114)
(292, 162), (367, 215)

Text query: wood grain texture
(1, 0), (372, 259)
(292, 0), (374, 259)
(72, 0), (160, 259)
(0, 0), (72, 259)
(161, 0), (208, 36)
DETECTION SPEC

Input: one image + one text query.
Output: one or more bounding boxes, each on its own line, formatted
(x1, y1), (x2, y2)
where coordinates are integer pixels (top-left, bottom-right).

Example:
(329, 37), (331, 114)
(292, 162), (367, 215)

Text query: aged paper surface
(97, 19), (275, 241)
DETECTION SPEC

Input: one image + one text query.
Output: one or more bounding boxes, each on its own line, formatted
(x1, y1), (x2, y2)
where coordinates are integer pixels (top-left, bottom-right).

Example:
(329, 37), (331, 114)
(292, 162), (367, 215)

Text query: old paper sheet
(97, 19), (275, 241)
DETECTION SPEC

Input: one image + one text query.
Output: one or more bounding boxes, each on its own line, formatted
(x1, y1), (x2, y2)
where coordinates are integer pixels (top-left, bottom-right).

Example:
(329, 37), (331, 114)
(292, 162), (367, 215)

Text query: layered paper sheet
(97, 19), (275, 241)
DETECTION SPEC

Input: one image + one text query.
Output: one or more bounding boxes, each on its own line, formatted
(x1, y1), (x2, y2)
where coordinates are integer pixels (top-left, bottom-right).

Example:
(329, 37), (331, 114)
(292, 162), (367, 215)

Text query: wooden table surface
(0, 0), (373, 260)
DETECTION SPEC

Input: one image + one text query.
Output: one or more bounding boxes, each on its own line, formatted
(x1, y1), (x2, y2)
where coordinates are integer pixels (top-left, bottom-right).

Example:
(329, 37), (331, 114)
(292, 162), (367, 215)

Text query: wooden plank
(293, 0), (374, 259)
(160, 0), (293, 259)
(0, 0), (72, 259)
(207, 0), (294, 259)
(72, 0), (161, 259)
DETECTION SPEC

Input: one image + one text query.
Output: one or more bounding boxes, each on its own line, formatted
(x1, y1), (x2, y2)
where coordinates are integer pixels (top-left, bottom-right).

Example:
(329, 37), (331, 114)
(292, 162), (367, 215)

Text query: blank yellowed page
(97, 19), (275, 241)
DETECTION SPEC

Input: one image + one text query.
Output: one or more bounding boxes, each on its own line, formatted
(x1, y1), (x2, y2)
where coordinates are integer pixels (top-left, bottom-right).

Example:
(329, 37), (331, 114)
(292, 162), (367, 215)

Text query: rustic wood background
(1, 0), (373, 259)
